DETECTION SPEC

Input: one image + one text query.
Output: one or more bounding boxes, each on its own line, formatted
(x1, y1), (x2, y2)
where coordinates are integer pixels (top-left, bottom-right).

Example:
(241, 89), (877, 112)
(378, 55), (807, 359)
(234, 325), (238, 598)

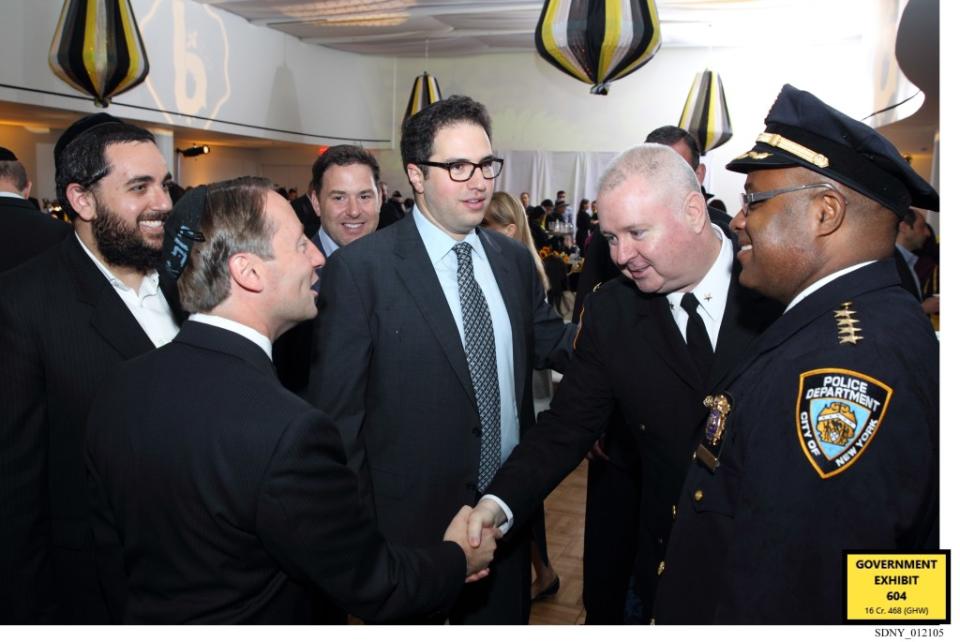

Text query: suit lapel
(479, 229), (527, 405)
(64, 235), (157, 359)
(637, 293), (702, 392)
(393, 217), (477, 407)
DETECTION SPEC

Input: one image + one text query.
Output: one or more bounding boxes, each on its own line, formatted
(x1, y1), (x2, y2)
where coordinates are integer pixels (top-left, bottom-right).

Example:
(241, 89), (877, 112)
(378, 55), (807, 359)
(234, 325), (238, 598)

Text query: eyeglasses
(740, 182), (837, 212)
(413, 158), (504, 182)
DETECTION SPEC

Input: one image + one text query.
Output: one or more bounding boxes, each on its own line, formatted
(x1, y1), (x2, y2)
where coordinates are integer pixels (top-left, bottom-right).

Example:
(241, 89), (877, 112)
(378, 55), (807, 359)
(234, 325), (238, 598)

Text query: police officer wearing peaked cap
(652, 84), (939, 624)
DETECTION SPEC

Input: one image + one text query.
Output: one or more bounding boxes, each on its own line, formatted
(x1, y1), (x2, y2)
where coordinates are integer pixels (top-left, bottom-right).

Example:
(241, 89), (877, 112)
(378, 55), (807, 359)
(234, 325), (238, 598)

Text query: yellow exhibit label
(845, 552), (950, 622)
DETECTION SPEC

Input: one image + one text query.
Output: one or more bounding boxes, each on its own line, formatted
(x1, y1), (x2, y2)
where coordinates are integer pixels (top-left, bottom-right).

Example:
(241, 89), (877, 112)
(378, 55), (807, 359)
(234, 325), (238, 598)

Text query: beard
(92, 201), (166, 272)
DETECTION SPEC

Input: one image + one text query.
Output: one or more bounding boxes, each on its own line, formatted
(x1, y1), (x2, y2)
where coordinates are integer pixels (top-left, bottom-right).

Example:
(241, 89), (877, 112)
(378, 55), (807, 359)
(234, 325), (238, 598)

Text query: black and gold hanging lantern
(49, 0), (150, 107)
(403, 72), (443, 123)
(678, 70), (733, 152)
(535, 0), (661, 95)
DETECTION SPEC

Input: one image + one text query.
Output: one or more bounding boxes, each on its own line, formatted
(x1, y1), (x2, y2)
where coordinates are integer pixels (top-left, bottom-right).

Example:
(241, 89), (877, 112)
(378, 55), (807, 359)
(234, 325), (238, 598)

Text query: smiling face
(407, 121), (494, 240)
(261, 190), (325, 335)
(311, 162), (380, 248)
(86, 141), (172, 270)
(597, 174), (701, 294)
(730, 168), (818, 303)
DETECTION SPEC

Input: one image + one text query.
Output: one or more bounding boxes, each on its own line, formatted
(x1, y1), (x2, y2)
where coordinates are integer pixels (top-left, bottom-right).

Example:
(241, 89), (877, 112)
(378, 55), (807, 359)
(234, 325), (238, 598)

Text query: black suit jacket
(308, 214), (571, 621)
(0, 196), (70, 273)
(0, 235), (161, 623)
(485, 255), (782, 614)
(84, 321), (464, 623)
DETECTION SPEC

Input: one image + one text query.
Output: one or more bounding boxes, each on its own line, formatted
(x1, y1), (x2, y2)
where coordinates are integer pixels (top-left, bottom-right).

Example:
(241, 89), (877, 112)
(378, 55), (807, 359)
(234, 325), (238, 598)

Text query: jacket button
(657, 561), (666, 576)
(671, 505), (677, 520)
(639, 423), (646, 431)
(693, 489), (704, 502)
(472, 426), (481, 437)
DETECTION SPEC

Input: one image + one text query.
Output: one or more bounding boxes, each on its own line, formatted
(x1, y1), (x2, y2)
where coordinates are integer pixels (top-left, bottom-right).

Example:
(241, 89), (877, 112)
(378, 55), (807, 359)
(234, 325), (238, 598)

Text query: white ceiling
(194, 0), (866, 57)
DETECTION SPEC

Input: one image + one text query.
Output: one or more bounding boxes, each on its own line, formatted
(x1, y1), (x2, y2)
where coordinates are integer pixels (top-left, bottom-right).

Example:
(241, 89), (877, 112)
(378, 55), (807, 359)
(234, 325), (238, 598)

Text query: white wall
(389, 41), (873, 211)
(0, 0), (398, 146)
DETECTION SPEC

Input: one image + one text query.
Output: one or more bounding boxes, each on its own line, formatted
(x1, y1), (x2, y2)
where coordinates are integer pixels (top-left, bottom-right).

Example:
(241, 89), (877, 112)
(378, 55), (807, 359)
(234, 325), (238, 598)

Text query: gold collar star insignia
(834, 301), (863, 345)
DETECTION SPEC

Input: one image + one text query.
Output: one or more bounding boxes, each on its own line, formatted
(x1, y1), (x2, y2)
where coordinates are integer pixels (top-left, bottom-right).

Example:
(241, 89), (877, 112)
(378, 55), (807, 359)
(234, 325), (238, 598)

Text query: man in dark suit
(84, 177), (496, 623)
(466, 143), (781, 623)
(273, 145), (382, 395)
(0, 114), (178, 623)
(0, 146), (70, 272)
(309, 95), (572, 624)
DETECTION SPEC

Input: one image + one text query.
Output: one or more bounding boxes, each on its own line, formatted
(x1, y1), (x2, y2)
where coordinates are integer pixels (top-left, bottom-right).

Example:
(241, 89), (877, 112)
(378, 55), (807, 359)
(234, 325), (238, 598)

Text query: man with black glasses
(309, 95), (572, 624)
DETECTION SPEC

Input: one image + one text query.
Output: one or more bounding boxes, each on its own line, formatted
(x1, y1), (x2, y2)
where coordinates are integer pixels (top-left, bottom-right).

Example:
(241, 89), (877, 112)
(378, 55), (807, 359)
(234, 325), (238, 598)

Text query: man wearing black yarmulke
(0, 113), (179, 623)
(653, 84), (939, 624)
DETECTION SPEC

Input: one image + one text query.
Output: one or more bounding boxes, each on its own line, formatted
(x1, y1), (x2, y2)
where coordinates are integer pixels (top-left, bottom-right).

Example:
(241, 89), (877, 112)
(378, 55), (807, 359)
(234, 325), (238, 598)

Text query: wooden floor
(528, 460), (588, 625)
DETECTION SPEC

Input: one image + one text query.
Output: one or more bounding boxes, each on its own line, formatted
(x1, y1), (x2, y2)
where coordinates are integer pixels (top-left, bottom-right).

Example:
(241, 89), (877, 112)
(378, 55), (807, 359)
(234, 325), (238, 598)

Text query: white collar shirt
(189, 313), (273, 360)
(665, 224), (732, 350)
(75, 233), (179, 348)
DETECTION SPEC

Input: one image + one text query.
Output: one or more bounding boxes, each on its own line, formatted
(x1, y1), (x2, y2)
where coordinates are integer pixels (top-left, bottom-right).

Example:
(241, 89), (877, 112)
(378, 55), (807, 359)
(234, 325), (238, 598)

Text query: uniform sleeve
(485, 292), (617, 526)
(718, 346), (938, 622)
(307, 253), (373, 478)
(0, 282), (54, 622)
(255, 408), (465, 623)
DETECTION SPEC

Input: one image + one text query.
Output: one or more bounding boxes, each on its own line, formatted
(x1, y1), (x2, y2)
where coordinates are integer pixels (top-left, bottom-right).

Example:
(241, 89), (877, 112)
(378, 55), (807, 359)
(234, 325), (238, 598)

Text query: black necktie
(453, 243), (501, 492)
(680, 292), (713, 381)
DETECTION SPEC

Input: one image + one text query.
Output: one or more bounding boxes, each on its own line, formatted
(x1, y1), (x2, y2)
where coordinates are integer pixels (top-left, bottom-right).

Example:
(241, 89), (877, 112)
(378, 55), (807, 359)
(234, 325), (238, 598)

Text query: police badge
(796, 368), (893, 479)
(695, 393), (732, 471)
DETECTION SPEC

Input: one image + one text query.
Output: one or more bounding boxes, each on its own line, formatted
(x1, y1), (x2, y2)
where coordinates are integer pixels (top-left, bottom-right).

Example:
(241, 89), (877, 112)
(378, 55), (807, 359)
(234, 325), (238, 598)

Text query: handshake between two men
(443, 505), (502, 582)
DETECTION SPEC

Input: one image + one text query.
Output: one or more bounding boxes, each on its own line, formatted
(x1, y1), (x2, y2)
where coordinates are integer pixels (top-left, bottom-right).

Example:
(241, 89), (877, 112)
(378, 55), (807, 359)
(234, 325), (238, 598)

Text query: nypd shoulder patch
(795, 368), (893, 479)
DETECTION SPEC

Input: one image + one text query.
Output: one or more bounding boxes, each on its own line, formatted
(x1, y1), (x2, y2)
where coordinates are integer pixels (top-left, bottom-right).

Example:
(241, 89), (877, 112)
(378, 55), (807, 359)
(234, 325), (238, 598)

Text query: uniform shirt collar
(666, 224), (732, 322)
(785, 260), (876, 313)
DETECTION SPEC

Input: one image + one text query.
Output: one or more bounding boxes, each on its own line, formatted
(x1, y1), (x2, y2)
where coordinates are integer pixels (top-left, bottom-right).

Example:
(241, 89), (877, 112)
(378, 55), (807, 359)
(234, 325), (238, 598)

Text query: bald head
(599, 143), (701, 213)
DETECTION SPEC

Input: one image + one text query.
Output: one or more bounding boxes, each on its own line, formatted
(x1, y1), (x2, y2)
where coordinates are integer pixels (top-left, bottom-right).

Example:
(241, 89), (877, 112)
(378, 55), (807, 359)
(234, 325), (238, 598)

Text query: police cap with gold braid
(726, 84), (938, 217)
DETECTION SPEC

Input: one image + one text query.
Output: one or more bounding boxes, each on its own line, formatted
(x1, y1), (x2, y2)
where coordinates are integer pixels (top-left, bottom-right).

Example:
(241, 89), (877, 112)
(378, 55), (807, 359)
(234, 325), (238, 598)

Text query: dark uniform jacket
(85, 321), (465, 623)
(0, 234), (161, 623)
(653, 259), (939, 624)
(484, 255), (781, 617)
(308, 214), (572, 623)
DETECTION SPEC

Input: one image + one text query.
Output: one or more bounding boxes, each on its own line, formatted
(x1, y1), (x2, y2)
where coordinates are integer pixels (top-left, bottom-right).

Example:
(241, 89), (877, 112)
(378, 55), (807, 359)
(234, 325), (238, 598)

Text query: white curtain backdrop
(495, 150), (619, 205)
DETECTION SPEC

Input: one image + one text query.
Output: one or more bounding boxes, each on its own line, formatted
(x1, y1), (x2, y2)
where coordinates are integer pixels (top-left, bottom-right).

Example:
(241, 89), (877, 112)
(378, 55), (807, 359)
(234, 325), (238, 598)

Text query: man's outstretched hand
(444, 505), (500, 582)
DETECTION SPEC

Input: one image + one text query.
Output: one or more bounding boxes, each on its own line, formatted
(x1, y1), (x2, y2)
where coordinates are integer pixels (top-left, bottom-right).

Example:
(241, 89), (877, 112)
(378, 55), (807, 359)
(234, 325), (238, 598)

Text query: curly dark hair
(55, 120), (157, 220)
(400, 95), (492, 173)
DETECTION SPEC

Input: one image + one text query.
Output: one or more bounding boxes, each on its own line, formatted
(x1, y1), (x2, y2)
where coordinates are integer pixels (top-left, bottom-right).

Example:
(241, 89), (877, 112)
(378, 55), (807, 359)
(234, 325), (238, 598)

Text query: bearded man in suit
(0, 114), (178, 623)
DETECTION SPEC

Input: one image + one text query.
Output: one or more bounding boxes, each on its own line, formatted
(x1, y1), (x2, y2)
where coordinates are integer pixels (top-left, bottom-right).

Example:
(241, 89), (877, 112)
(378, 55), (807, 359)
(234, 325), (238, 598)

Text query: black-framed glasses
(740, 183), (837, 212)
(413, 158), (504, 182)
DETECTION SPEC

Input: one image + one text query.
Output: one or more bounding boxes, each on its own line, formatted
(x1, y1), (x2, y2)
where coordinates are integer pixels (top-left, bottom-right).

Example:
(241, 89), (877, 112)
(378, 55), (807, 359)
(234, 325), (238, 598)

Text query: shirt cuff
(479, 494), (514, 535)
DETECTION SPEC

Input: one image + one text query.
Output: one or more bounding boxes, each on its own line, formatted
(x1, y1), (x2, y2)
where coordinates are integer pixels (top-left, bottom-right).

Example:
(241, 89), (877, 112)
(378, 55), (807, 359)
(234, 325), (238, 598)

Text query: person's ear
(682, 191), (708, 233)
(228, 253), (266, 293)
(406, 163), (425, 195)
(813, 189), (846, 238)
(66, 183), (96, 222)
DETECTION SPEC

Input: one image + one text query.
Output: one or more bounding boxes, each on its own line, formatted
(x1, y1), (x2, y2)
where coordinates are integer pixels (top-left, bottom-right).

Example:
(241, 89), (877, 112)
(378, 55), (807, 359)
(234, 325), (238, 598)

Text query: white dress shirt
(76, 233), (179, 347)
(412, 206), (520, 467)
(785, 260), (875, 313)
(665, 224), (732, 349)
(189, 313), (273, 360)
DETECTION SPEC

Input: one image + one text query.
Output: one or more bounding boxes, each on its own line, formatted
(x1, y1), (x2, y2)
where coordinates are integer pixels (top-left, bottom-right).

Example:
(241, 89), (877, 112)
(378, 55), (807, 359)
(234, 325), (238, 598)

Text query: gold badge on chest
(695, 393), (733, 471)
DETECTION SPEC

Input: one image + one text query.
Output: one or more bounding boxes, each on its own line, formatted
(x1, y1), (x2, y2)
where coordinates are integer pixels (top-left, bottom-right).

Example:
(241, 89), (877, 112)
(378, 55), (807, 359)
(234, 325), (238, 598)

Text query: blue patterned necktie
(453, 242), (501, 492)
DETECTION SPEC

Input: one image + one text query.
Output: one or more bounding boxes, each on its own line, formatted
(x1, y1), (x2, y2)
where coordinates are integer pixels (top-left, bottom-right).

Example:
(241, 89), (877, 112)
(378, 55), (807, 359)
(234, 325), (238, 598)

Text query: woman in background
(482, 192), (560, 602)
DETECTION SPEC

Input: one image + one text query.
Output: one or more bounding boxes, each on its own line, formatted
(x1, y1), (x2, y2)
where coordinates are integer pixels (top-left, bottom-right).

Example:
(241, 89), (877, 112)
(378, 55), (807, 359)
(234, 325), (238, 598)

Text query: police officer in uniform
(652, 84), (939, 624)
